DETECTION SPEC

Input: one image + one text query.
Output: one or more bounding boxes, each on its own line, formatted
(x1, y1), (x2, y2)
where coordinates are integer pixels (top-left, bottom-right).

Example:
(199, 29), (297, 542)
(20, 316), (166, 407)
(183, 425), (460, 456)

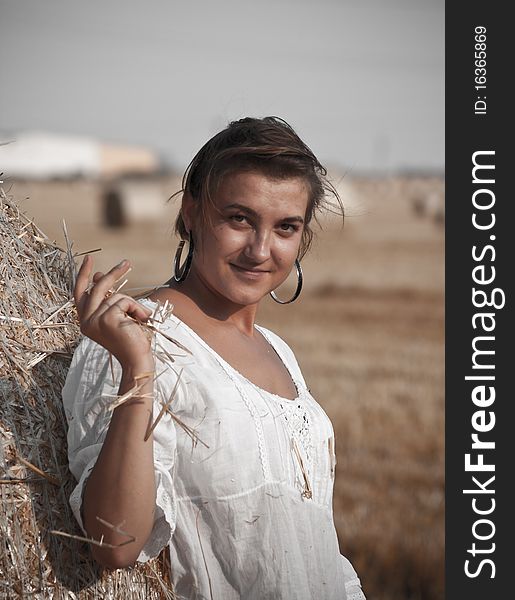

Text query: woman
(63, 117), (366, 599)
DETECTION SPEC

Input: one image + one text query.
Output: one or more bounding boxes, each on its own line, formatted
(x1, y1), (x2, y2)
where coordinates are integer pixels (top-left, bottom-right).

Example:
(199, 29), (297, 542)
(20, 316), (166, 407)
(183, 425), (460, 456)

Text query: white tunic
(63, 299), (365, 600)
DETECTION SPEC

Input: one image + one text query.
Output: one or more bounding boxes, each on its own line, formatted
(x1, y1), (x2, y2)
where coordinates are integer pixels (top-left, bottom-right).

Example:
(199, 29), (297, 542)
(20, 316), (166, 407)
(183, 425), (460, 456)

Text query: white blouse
(63, 299), (365, 600)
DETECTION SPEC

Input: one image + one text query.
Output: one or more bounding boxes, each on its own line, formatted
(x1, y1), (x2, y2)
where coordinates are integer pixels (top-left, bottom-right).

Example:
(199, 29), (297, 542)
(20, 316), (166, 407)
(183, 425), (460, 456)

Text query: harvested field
(2, 173), (444, 599)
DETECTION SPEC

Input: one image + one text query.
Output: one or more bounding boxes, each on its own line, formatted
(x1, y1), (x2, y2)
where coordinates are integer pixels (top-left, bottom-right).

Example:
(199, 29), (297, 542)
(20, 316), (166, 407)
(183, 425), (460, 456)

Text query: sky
(1, 0), (444, 174)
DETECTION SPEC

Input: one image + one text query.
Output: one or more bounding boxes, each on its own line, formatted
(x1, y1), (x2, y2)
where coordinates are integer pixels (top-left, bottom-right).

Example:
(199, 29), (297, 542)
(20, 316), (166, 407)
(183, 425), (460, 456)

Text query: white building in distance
(0, 131), (160, 179)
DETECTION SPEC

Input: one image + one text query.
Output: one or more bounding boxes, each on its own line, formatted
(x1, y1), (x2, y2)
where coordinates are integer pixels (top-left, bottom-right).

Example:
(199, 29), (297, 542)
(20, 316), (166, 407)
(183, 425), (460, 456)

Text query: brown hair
(173, 116), (343, 260)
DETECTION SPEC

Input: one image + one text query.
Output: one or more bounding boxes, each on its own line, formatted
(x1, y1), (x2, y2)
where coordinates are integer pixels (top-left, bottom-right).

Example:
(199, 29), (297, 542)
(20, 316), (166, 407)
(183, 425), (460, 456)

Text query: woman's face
(183, 170), (309, 307)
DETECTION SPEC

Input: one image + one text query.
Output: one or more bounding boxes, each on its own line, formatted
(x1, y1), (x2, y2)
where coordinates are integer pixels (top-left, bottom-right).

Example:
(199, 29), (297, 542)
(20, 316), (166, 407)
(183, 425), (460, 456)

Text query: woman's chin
(220, 284), (270, 307)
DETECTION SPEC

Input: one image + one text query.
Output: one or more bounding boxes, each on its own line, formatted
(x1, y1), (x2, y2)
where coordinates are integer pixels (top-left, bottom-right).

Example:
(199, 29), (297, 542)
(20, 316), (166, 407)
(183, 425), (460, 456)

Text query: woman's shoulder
(140, 291), (206, 346)
(137, 297), (226, 372)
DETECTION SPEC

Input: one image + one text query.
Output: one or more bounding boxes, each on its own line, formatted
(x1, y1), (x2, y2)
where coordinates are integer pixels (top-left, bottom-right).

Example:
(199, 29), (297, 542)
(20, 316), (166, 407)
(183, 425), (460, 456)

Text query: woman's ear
(181, 192), (196, 232)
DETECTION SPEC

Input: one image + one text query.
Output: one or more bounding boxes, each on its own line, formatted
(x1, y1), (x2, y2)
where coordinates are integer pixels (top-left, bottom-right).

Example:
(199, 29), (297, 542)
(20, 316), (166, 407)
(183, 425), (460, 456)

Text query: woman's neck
(156, 270), (260, 338)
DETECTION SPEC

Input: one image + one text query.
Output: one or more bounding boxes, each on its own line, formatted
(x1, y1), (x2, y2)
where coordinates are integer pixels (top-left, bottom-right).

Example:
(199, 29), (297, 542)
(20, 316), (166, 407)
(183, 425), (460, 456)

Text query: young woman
(63, 117), (366, 599)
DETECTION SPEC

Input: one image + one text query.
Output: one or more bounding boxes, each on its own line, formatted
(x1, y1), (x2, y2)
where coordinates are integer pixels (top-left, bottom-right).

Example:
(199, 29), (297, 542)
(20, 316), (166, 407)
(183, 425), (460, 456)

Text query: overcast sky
(1, 0), (444, 173)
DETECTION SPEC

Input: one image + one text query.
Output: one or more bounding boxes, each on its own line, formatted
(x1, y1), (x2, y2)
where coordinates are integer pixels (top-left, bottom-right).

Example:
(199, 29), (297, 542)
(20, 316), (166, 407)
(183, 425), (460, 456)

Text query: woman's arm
(82, 358), (155, 568)
(73, 256), (157, 568)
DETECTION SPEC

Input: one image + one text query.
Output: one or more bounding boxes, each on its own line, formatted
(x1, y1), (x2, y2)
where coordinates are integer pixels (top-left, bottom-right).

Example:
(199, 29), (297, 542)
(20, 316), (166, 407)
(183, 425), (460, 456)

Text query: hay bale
(0, 189), (173, 598)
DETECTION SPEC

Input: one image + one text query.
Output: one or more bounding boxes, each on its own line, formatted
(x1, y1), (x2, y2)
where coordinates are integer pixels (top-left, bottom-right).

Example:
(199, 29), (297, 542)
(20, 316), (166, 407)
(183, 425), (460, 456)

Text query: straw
(0, 190), (174, 597)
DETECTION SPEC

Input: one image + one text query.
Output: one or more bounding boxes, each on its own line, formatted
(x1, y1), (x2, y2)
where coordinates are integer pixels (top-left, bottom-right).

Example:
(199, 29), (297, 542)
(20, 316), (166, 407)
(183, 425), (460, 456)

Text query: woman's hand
(74, 256), (154, 370)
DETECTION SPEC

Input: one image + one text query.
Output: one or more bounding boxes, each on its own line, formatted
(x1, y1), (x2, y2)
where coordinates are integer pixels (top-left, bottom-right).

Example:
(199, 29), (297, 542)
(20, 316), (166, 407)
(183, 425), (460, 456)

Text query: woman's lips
(230, 264), (269, 278)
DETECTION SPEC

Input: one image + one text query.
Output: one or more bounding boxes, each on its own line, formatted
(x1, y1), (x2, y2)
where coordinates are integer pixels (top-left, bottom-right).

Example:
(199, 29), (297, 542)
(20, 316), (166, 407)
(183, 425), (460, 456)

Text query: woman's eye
(230, 214), (247, 224)
(280, 223), (299, 233)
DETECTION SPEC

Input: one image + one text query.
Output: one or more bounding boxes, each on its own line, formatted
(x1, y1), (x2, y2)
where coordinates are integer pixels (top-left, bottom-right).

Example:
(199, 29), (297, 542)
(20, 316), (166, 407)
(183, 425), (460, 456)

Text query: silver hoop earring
(173, 231), (194, 282)
(270, 259), (303, 304)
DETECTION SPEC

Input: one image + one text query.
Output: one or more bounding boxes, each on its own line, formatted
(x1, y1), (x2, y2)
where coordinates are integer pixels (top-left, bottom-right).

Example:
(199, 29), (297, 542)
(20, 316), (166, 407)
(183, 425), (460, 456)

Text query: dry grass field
(7, 173), (444, 600)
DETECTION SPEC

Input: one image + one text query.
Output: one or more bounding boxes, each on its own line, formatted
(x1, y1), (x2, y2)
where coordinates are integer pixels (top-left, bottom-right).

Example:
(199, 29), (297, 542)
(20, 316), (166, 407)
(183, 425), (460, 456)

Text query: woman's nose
(244, 229), (271, 262)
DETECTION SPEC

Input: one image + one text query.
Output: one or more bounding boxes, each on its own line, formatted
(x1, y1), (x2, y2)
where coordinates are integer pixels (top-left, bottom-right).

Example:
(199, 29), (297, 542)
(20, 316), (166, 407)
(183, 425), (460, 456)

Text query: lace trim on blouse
(278, 399), (314, 490)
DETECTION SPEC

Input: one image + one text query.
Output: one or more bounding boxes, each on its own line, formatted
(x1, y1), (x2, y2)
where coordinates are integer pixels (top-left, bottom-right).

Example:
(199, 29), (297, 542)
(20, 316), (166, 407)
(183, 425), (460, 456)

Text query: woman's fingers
(75, 257), (152, 325)
(82, 260), (131, 319)
(95, 294), (153, 323)
(74, 255), (93, 315)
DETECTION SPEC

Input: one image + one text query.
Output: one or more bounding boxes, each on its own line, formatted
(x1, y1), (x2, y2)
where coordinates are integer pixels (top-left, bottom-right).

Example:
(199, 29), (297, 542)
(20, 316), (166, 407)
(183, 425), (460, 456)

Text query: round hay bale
(0, 190), (173, 598)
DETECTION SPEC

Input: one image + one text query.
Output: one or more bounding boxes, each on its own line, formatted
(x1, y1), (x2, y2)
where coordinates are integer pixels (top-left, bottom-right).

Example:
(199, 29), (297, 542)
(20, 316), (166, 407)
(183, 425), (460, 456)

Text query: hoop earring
(173, 231), (194, 283)
(270, 259), (303, 304)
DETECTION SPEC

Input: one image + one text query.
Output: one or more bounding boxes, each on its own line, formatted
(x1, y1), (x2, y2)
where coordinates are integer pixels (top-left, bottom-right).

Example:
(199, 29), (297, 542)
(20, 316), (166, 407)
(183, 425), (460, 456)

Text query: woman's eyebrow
(224, 203), (304, 223)
(281, 215), (305, 224)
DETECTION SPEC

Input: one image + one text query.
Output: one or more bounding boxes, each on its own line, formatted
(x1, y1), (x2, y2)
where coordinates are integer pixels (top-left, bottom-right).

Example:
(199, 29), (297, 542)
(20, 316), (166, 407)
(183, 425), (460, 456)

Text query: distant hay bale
(101, 179), (166, 228)
(0, 190), (173, 598)
(102, 187), (126, 228)
(410, 187), (445, 227)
